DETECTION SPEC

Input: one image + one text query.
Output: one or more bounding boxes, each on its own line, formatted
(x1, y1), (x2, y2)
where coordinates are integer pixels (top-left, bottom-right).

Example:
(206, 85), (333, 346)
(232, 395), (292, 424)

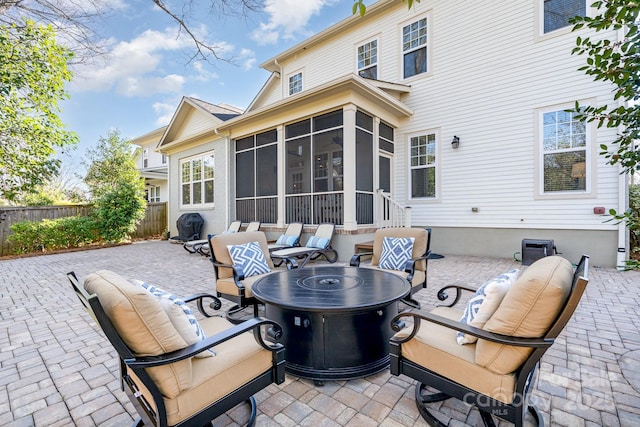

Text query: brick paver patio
(1, 240), (639, 426)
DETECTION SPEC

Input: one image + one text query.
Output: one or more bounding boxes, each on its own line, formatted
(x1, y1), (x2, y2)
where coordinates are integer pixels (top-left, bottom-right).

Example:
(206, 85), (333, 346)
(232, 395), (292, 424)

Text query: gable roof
(260, 0), (396, 73)
(218, 73), (412, 135)
(157, 96), (243, 152)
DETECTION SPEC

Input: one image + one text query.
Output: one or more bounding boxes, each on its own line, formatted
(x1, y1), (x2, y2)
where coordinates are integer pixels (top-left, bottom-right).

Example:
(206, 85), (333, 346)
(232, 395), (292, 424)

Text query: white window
(142, 148), (148, 168)
(409, 132), (437, 198)
(357, 39), (378, 79)
(180, 152), (215, 206)
(402, 17), (428, 79)
(541, 109), (587, 193)
(161, 154), (168, 164)
(542, 0), (586, 33)
(289, 72), (302, 95)
(147, 186), (160, 202)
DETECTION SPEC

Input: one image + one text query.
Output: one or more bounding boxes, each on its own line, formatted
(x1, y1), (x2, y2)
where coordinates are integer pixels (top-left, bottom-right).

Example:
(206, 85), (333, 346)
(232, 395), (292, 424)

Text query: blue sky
(59, 0), (374, 172)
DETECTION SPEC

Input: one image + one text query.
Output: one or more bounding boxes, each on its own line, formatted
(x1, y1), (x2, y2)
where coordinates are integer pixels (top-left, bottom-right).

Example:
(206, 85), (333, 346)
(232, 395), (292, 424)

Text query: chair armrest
(390, 310), (554, 348)
(350, 252), (373, 266)
(210, 259), (248, 283)
(125, 317), (285, 368)
(182, 292), (223, 316)
(435, 283), (478, 307)
(403, 250), (430, 273)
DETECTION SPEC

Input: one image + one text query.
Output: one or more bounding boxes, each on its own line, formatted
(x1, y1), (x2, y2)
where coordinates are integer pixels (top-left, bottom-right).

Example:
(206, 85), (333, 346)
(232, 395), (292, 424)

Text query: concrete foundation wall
(328, 226), (618, 268)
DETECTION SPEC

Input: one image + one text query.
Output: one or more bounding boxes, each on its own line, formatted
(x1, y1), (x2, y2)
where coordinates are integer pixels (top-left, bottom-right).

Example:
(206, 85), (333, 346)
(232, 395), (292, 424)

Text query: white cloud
(238, 49), (256, 71)
(250, 0), (337, 45)
(118, 74), (185, 97)
(192, 62), (220, 82)
(71, 27), (195, 96)
(153, 101), (178, 126)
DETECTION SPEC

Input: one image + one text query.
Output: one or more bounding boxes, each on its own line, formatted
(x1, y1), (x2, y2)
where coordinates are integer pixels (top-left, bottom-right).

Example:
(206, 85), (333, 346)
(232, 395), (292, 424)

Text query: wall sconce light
(451, 135), (460, 149)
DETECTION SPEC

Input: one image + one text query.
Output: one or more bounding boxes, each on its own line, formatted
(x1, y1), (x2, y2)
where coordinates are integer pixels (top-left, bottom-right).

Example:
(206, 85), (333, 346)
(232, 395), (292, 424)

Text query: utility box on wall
(521, 239), (556, 266)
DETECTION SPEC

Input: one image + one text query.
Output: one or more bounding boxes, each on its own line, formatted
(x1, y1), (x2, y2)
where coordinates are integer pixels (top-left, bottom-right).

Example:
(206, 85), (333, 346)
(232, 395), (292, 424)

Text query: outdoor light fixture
(451, 135), (460, 149)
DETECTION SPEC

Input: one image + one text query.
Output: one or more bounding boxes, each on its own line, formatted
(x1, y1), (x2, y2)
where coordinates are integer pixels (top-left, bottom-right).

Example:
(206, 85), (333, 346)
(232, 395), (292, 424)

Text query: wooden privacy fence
(0, 202), (167, 257)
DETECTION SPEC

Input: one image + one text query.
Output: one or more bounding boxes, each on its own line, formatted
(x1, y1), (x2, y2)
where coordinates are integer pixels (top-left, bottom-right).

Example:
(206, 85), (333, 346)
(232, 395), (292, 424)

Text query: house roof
(157, 97), (244, 152)
(260, 0), (396, 72)
(217, 73), (413, 135)
(131, 126), (167, 148)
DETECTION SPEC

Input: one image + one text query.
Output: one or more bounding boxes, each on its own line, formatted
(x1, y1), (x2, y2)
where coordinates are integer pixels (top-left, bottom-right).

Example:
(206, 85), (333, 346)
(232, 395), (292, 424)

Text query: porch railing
(376, 189), (411, 228)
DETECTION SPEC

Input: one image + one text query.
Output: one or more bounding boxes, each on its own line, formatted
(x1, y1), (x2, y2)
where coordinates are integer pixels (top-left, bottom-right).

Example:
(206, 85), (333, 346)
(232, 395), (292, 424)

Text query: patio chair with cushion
(350, 227), (431, 308)
(389, 254), (589, 427)
(184, 220), (242, 256)
(267, 222), (304, 252)
(68, 270), (285, 427)
(208, 230), (297, 323)
(245, 221), (261, 232)
(270, 223), (339, 268)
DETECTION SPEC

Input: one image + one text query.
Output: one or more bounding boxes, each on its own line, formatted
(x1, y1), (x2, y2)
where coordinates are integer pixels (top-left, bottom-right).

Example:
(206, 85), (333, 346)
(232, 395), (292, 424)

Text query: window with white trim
(357, 39), (378, 79)
(142, 148), (148, 168)
(541, 109), (587, 192)
(409, 132), (436, 198)
(289, 72), (302, 95)
(402, 17), (428, 79)
(147, 186), (160, 202)
(542, 0), (586, 33)
(180, 152), (214, 206)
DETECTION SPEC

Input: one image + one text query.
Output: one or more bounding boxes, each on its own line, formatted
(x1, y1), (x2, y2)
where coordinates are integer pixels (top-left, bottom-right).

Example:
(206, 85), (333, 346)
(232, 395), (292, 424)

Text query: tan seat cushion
(215, 273), (265, 298)
(395, 307), (517, 404)
(210, 231), (274, 280)
(131, 316), (274, 426)
(84, 270), (191, 398)
(371, 228), (429, 271)
(476, 256), (573, 374)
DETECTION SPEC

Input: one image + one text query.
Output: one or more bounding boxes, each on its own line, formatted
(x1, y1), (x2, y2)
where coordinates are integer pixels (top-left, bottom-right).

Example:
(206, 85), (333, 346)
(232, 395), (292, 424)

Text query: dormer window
(357, 40), (378, 79)
(289, 72), (302, 95)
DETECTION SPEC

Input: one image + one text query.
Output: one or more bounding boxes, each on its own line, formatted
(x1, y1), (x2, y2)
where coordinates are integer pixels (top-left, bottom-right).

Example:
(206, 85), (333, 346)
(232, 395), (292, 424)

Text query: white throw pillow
(134, 280), (214, 357)
(457, 269), (520, 345)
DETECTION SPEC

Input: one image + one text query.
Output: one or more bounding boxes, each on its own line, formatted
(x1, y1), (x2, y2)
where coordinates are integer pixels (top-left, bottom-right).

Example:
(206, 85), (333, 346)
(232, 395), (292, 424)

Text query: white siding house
(132, 127), (169, 203)
(156, 97), (243, 238)
(153, 0), (627, 267)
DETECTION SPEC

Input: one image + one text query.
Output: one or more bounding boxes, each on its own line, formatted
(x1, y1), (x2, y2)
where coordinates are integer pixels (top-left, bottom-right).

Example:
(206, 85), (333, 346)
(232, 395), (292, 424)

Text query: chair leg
(401, 295), (421, 309)
(246, 396), (257, 427)
(415, 383), (450, 427)
(226, 304), (263, 324)
(225, 304), (248, 325)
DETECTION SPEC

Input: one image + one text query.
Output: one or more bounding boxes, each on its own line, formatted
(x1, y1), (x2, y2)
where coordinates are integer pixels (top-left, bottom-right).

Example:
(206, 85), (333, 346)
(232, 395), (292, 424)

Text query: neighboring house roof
(131, 126), (167, 148)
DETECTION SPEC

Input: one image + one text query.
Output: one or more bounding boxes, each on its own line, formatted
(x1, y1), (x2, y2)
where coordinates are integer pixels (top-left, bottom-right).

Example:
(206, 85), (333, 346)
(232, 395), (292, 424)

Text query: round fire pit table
(252, 266), (410, 382)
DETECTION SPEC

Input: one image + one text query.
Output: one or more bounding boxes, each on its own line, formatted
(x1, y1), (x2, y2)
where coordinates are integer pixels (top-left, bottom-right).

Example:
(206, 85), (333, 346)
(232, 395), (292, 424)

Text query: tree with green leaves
(0, 20), (77, 202)
(84, 129), (146, 242)
(353, 0), (419, 16)
(570, 1), (639, 174)
(570, 1), (640, 267)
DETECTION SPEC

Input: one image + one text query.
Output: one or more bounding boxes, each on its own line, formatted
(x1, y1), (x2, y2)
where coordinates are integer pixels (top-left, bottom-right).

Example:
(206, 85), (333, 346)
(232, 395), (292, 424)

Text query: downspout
(615, 25), (629, 270)
(274, 59), (283, 98)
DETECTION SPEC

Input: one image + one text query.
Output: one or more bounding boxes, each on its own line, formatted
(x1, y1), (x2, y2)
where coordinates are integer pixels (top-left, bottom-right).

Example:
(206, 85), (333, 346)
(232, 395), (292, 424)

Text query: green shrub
(92, 182), (146, 242)
(8, 216), (99, 254)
